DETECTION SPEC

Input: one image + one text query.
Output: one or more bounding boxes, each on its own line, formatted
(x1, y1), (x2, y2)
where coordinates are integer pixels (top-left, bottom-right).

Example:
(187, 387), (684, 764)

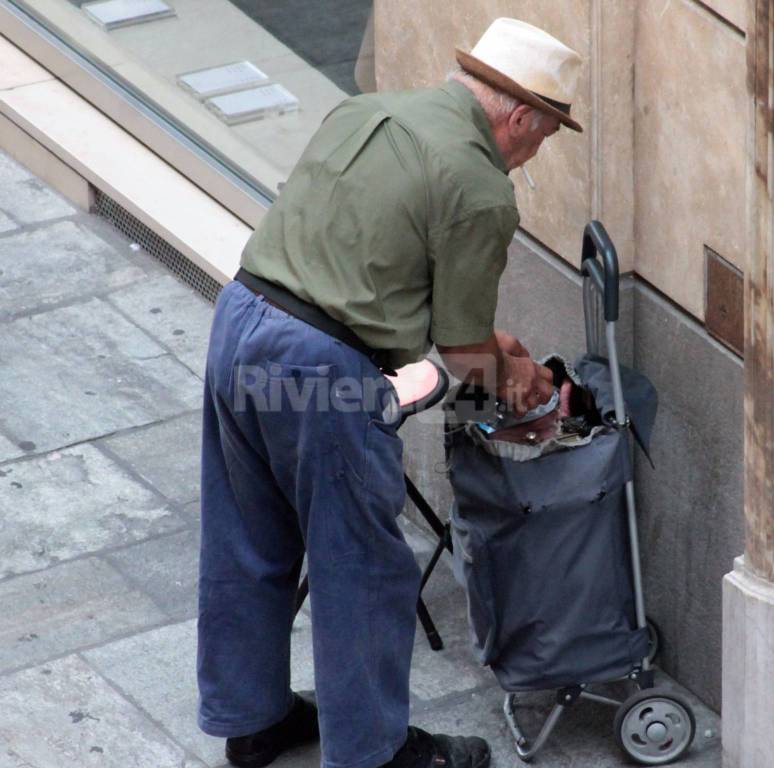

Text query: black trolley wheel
(646, 617), (662, 665)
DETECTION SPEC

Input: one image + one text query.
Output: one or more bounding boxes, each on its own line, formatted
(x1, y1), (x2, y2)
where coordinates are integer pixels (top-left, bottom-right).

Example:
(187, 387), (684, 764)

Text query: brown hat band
(533, 93), (571, 116)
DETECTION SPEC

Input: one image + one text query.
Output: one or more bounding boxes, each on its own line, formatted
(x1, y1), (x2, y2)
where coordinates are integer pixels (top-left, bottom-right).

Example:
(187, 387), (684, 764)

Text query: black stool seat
(386, 359), (450, 423)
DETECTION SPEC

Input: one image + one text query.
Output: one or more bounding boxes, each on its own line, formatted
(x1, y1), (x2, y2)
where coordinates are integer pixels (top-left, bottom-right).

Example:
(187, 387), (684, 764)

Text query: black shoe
(382, 726), (491, 768)
(225, 692), (319, 768)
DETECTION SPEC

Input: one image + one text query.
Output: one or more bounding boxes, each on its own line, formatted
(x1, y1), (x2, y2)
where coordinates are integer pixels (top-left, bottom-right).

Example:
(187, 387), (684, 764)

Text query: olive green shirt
(240, 80), (520, 368)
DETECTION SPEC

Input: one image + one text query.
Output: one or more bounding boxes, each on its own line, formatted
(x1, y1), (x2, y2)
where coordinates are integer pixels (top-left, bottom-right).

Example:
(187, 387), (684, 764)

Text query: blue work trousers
(197, 281), (421, 768)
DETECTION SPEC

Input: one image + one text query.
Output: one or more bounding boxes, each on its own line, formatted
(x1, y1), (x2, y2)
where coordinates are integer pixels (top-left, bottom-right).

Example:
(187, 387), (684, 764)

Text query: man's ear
(507, 104), (535, 138)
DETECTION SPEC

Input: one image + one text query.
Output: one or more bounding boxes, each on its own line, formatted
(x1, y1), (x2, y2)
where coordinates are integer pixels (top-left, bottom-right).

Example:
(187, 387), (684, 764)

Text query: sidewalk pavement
(0, 148), (721, 767)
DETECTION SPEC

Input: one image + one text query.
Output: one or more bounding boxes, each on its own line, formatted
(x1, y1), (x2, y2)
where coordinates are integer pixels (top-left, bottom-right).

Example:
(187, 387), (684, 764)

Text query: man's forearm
(437, 330), (554, 416)
(436, 333), (509, 398)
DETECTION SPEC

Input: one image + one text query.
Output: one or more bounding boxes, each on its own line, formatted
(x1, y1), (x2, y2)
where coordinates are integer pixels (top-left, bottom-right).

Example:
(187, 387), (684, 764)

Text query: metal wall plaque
(205, 84), (300, 125)
(82, 0), (176, 30)
(177, 62), (269, 100)
(705, 246), (744, 357)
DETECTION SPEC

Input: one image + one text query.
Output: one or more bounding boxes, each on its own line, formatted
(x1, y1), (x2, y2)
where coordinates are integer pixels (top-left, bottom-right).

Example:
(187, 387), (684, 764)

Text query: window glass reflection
(27, 0), (374, 197)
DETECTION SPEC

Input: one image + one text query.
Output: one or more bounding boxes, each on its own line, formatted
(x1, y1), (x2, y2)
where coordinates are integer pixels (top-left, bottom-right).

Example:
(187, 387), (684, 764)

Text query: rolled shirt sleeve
(429, 204), (520, 347)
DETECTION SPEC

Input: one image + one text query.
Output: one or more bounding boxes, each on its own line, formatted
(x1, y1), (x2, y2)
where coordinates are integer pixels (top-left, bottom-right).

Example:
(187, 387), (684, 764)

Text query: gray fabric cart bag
(444, 353), (655, 692)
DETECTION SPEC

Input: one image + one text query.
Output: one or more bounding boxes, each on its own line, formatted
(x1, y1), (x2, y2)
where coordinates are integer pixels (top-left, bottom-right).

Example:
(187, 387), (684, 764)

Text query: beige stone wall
(701, 0), (746, 31)
(373, 0), (746, 320)
(634, 0), (746, 318)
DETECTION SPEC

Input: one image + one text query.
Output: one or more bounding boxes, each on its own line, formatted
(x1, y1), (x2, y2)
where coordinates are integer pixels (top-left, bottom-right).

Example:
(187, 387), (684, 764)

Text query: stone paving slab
(0, 151), (76, 226)
(182, 498), (202, 524)
(0, 557), (167, 673)
(81, 614), (320, 768)
(0, 220), (148, 321)
(0, 655), (205, 767)
(100, 410), (203, 506)
(0, 209), (17, 234)
(83, 620), (223, 767)
(75, 209), (175, 279)
(0, 149), (32, 179)
(291, 610), (315, 693)
(106, 273), (215, 377)
(0, 298), (202, 454)
(0, 434), (24, 463)
(0, 443), (186, 579)
(410, 632), (488, 703)
(409, 594), (490, 703)
(105, 527), (200, 621)
(81, 616), (318, 768)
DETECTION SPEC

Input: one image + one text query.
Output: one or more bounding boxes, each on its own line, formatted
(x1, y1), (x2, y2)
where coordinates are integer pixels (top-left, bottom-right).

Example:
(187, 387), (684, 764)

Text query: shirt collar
(440, 80), (509, 175)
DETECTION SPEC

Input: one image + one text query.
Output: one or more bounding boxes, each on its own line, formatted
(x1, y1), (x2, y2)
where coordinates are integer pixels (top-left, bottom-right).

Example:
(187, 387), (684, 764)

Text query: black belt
(235, 268), (397, 376)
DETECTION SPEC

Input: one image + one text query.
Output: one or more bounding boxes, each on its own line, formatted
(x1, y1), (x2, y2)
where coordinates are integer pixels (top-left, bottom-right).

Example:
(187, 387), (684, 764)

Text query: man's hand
(495, 330), (553, 415)
(499, 355), (554, 416)
(437, 331), (555, 418)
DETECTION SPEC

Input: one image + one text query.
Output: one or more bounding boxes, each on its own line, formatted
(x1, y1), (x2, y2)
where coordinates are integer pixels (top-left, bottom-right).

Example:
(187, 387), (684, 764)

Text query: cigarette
(521, 165), (536, 190)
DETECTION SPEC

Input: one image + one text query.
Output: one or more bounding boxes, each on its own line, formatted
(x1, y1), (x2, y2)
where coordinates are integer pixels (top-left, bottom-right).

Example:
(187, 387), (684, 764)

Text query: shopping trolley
(444, 221), (697, 765)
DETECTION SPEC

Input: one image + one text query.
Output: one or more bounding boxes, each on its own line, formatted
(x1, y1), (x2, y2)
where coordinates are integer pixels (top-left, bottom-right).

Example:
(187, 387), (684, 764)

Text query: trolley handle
(581, 220), (619, 322)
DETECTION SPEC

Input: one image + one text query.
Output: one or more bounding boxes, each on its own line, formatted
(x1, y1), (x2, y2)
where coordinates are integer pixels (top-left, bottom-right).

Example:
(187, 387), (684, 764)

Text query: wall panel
(634, 0), (746, 319)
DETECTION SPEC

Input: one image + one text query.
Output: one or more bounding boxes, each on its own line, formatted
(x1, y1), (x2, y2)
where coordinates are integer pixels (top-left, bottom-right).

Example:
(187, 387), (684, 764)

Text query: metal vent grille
(93, 189), (223, 303)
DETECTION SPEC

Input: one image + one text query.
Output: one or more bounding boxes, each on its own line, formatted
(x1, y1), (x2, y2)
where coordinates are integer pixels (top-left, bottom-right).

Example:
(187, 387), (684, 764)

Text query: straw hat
(456, 18), (583, 132)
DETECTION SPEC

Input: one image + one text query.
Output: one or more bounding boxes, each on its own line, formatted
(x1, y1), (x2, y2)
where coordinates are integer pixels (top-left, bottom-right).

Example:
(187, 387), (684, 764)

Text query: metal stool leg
(404, 472), (453, 651)
(416, 538), (448, 652)
(420, 526), (451, 591)
(405, 474), (449, 543)
(417, 596), (443, 651)
(295, 573), (309, 616)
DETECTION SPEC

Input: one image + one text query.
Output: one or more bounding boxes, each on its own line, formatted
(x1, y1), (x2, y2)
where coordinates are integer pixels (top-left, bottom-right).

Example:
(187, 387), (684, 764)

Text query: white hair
(447, 68), (521, 123)
(449, 68), (546, 130)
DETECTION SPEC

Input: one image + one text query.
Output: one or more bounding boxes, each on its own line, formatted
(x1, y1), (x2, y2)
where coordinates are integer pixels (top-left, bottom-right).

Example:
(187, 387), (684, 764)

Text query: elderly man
(198, 17), (582, 768)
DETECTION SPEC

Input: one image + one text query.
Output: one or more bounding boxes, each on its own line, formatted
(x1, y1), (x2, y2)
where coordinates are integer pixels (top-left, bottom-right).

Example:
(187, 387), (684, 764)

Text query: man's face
(504, 106), (561, 170)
